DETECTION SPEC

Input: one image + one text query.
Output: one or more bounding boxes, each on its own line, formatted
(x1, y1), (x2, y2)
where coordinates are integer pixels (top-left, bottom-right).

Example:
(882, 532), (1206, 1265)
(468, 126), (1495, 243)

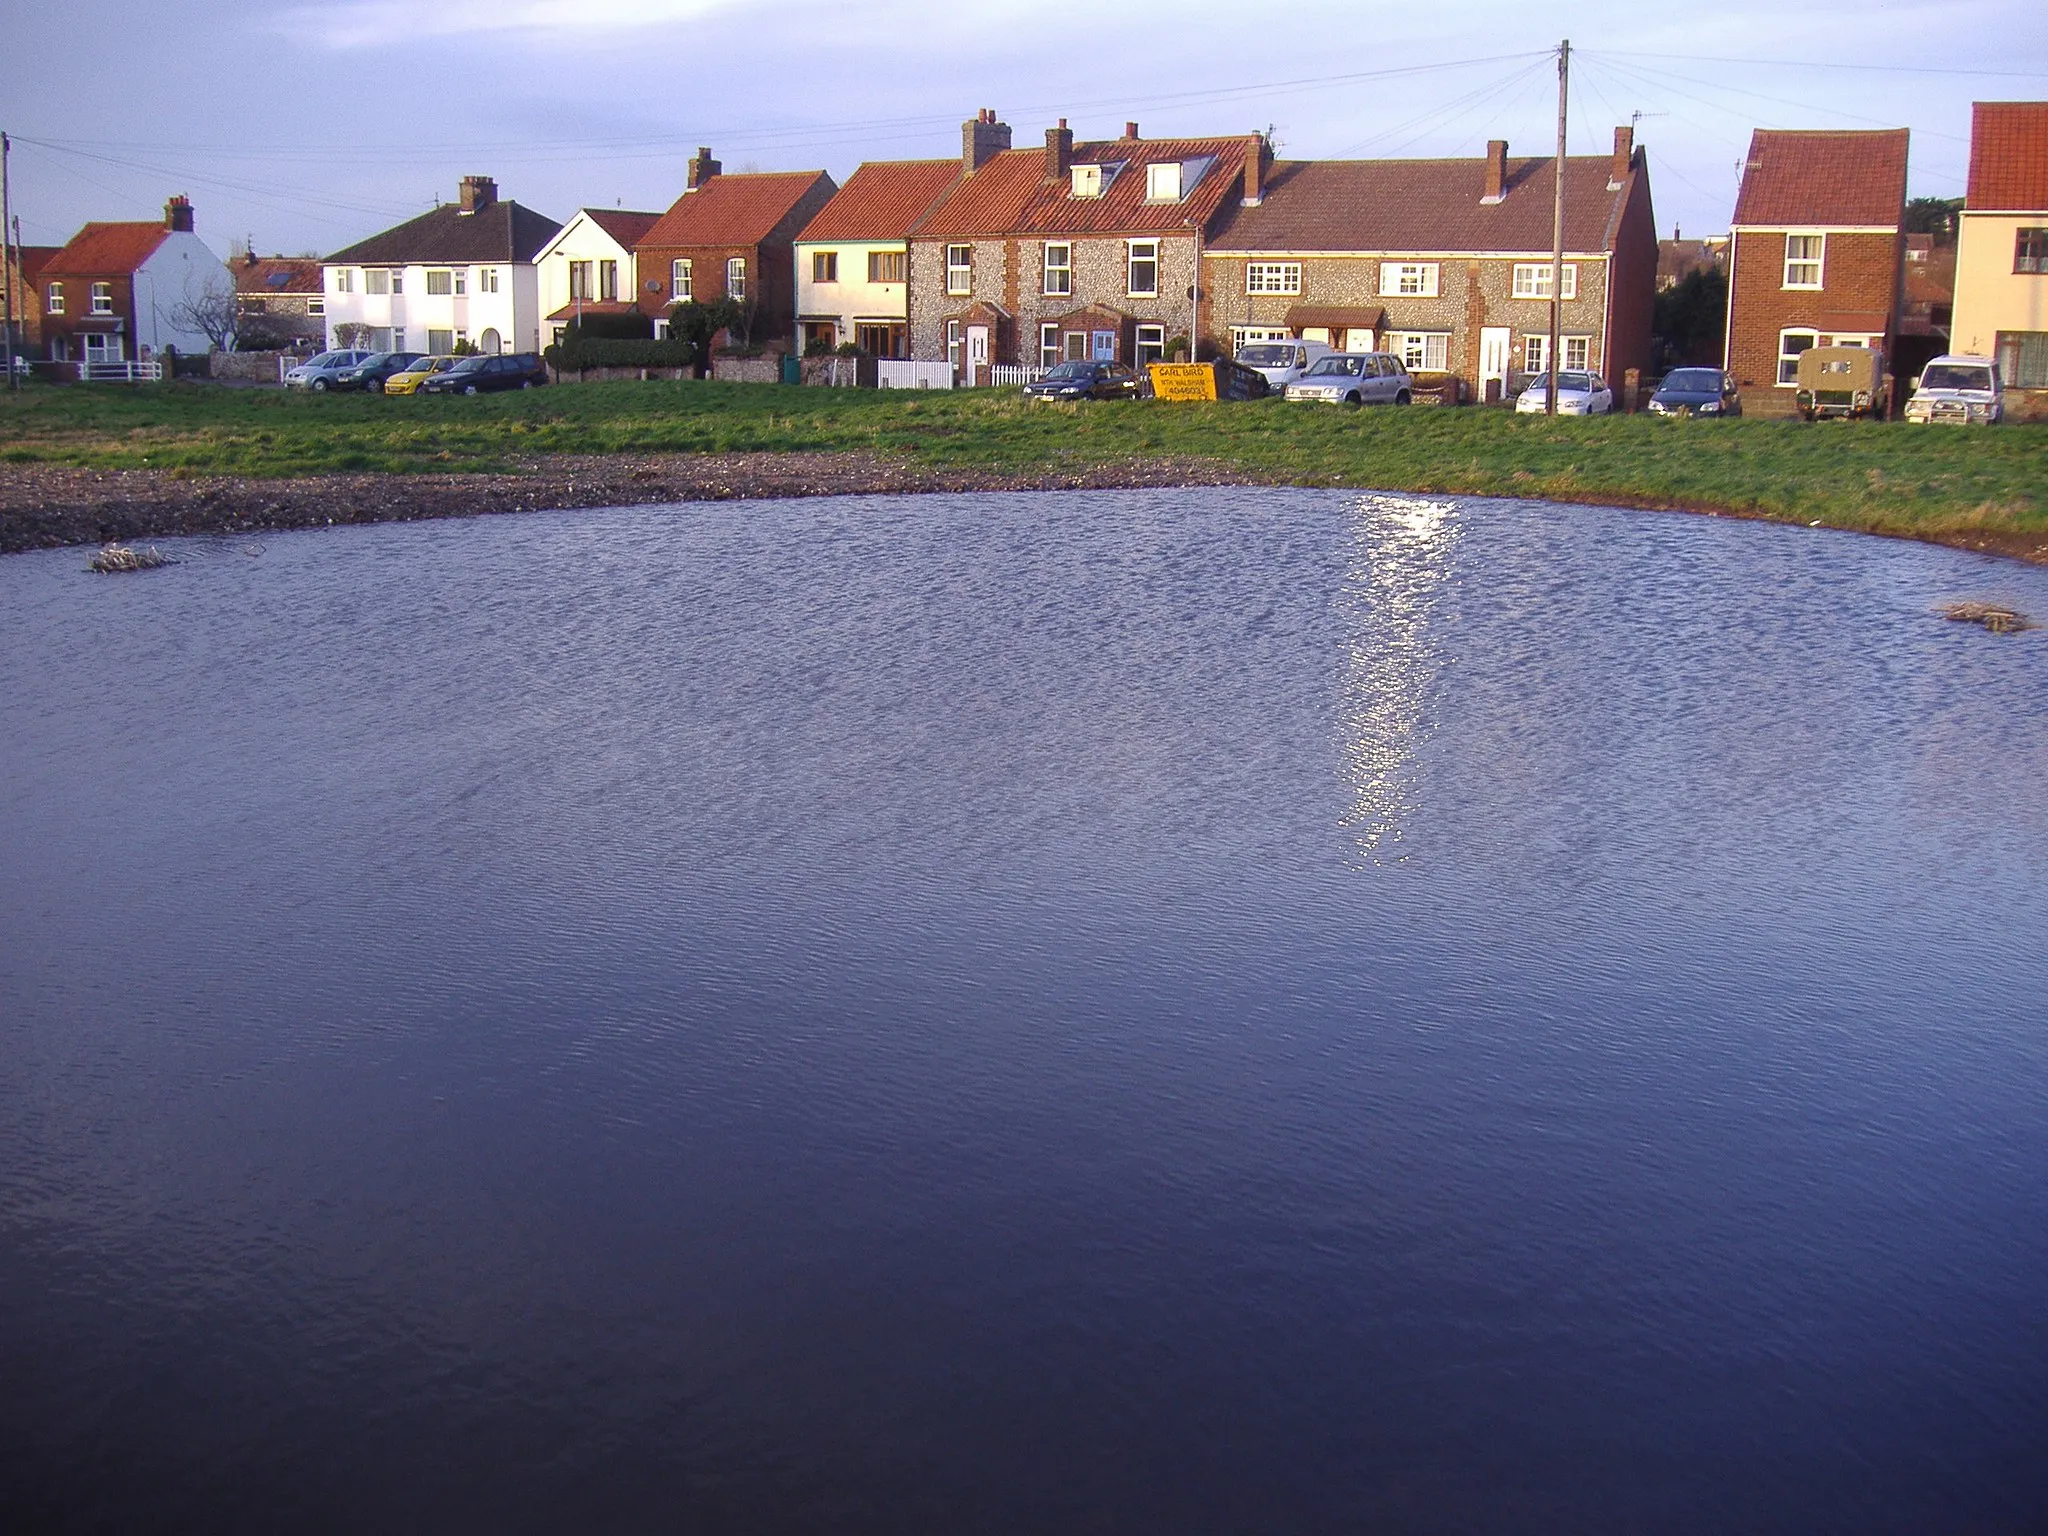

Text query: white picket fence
(987, 365), (1050, 388)
(876, 360), (954, 390)
(78, 360), (163, 383)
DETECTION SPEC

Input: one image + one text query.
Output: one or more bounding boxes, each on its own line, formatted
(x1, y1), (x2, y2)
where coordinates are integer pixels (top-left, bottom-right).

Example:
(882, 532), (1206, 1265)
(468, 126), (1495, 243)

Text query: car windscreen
(1920, 364), (1993, 392)
(1558, 372), (1595, 392)
(1042, 363), (1095, 380)
(1237, 345), (1292, 366)
(1303, 357), (1364, 377)
(1661, 369), (1721, 392)
(305, 353), (342, 367)
(446, 358), (488, 372)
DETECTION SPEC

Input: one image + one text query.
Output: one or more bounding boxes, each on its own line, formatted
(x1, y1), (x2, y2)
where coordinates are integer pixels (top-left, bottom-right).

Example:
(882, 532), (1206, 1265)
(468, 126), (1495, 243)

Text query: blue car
(1647, 367), (1740, 417)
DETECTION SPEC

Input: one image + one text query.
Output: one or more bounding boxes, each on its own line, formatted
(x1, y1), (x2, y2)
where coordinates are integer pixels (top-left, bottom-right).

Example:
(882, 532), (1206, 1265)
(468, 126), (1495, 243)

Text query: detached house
(1723, 129), (1910, 416)
(794, 155), (962, 358)
(1950, 101), (2048, 421)
(321, 176), (560, 356)
(232, 254), (326, 349)
(633, 150), (836, 349)
(1205, 129), (1657, 400)
(908, 118), (1257, 381)
(39, 196), (233, 368)
(534, 208), (662, 346)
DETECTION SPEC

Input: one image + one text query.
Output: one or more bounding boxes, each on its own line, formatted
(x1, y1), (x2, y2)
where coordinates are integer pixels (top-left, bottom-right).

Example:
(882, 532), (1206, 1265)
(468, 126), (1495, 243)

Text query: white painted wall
(535, 214), (643, 343)
(322, 261), (540, 354)
(795, 239), (909, 345)
(133, 231), (234, 355)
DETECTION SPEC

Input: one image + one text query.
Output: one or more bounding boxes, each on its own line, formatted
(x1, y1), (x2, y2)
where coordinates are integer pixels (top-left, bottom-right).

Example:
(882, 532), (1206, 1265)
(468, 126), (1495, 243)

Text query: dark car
(1647, 366), (1740, 417)
(419, 353), (549, 395)
(338, 352), (424, 394)
(1021, 361), (1142, 401)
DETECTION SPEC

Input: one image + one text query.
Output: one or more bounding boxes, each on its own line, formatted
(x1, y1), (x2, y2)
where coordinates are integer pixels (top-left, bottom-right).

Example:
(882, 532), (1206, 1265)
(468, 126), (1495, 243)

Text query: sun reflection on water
(1338, 493), (1461, 860)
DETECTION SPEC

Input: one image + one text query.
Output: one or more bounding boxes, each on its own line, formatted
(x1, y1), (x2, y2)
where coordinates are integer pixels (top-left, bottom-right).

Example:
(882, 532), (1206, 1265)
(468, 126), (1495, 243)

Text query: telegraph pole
(1547, 39), (1569, 417)
(2, 131), (16, 391)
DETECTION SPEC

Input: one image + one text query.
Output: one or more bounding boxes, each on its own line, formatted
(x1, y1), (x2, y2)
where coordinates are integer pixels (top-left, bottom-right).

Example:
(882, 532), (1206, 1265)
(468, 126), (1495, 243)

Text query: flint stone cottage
(232, 254), (327, 350)
(1722, 129), (1910, 417)
(1203, 129), (1657, 403)
(1950, 100), (2048, 421)
(39, 197), (234, 370)
(321, 176), (560, 356)
(794, 156), (962, 359)
(632, 150), (836, 350)
(909, 116), (1257, 382)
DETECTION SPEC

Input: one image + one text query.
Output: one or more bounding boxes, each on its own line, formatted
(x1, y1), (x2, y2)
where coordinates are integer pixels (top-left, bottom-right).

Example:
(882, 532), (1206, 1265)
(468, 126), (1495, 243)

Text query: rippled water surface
(4, 489), (2047, 1533)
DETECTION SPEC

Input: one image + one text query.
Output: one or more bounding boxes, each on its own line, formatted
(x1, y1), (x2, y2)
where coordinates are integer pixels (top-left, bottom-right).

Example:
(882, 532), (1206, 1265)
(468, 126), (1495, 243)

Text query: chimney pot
(1482, 141), (1508, 204)
(963, 110), (1012, 173)
(1609, 125), (1634, 189)
(1045, 120), (1075, 181)
(164, 195), (194, 233)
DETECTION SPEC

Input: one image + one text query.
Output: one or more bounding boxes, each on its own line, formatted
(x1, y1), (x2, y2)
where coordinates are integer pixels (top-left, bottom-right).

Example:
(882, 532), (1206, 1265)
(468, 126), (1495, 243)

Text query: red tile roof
(798, 159), (960, 243)
(233, 255), (323, 295)
(1209, 154), (1639, 253)
(44, 221), (171, 277)
(13, 245), (61, 285)
(638, 171), (835, 250)
(1731, 129), (1909, 228)
(583, 208), (663, 247)
(912, 135), (1254, 239)
(544, 300), (645, 322)
(1966, 101), (2048, 211)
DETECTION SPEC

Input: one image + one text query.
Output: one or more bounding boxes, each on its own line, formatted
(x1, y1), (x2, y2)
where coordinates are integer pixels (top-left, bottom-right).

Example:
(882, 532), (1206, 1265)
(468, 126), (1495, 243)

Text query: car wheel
(365, 380), (382, 395)
(521, 379), (534, 389)
(1343, 393), (1362, 409)
(311, 378), (328, 393)
(463, 384), (478, 396)
(1394, 389), (1411, 406)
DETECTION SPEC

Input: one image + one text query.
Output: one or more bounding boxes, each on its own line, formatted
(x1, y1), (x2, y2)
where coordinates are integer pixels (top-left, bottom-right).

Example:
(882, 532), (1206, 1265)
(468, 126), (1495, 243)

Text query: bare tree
(332, 322), (372, 349)
(169, 274), (240, 352)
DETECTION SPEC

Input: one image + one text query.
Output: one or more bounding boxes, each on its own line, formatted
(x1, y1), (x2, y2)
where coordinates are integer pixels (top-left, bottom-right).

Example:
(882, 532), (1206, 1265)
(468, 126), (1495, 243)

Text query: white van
(1905, 354), (2003, 425)
(1236, 338), (1332, 392)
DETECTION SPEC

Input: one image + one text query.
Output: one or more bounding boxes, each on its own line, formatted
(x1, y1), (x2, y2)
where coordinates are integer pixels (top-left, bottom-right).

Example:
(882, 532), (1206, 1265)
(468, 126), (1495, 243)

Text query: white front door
(966, 324), (990, 386)
(1480, 327), (1511, 395)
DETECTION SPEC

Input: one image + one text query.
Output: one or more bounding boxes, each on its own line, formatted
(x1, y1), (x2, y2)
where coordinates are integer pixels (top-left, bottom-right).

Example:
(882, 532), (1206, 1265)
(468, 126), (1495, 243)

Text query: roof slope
(1966, 101), (2048, 211)
(1732, 129), (1909, 228)
(912, 136), (1253, 239)
(325, 200), (561, 265)
(234, 256), (323, 295)
(799, 159), (960, 242)
(15, 245), (61, 283)
(638, 171), (835, 249)
(45, 222), (171, 276)
(1209, 155), (1638, 253)
(583, 208), (663, 246)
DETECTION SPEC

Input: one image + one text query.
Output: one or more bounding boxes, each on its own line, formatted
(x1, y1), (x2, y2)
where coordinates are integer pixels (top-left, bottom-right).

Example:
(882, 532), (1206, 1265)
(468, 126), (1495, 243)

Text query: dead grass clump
(1941, 601), (2034, 634)
(88, 542), (169, 573)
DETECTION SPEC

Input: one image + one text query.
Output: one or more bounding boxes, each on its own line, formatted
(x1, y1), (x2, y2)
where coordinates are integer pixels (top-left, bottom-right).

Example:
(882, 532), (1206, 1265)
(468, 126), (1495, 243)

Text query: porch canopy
(1284, 305), (1383, 335)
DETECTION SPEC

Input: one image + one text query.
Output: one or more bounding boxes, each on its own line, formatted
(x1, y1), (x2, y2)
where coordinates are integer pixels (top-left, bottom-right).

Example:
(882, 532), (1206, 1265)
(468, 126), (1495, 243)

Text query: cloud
(284, 0), (740, 48)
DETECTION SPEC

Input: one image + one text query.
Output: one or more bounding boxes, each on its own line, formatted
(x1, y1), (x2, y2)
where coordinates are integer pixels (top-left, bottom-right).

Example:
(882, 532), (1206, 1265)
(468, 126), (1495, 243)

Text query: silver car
(284, 350), (374, 392)
(1283, 352), (1414, 407)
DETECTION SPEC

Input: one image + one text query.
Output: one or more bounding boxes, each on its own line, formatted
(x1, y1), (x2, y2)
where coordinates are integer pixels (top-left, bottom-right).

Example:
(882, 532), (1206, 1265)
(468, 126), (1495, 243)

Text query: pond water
(3, 490), (2046, 1533)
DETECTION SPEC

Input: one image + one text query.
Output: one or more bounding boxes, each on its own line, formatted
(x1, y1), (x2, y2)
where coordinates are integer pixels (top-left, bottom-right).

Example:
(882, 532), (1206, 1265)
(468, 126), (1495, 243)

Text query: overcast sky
(5, 0), (2043, 256)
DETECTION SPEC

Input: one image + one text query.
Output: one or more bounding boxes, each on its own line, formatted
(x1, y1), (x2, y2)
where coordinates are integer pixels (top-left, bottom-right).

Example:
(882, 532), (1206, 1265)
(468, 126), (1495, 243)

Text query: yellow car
(382, 356), (459, 396)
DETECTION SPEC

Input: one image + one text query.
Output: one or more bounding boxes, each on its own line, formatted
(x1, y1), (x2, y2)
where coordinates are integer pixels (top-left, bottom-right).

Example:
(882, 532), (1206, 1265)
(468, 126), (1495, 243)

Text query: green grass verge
(2, 378), (2044, 548)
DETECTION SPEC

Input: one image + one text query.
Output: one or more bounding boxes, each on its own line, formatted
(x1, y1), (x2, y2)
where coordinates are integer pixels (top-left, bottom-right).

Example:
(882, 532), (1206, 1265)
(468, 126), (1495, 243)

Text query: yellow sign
(1147, 362), (1217, 402)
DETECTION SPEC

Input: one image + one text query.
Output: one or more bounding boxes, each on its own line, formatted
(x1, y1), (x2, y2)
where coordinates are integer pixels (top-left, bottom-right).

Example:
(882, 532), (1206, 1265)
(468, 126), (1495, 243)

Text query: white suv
(1905, 355), (2003, 424)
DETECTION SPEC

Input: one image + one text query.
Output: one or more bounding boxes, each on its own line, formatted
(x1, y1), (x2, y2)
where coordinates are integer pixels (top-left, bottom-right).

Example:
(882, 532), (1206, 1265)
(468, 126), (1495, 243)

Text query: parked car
(1904, 354), (2003, 425)
(418, 353), (549, 395)
(1021, 361), (1143, 401)
(1514, 370), (1614, 415)
(1646, 367), (1740, 417)
(1283, 353), (1412, 407)
(381, 356), (459, 397)
(338, 352), (424, 393)
(1793, 346), (1887, 421)
(1235, 338), (1332, 392)
(283, 350), (374, 392)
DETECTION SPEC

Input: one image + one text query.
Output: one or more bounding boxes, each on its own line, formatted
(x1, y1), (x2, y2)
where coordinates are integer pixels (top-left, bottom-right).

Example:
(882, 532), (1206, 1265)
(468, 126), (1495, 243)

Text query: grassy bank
(2, 378), (2044, 554)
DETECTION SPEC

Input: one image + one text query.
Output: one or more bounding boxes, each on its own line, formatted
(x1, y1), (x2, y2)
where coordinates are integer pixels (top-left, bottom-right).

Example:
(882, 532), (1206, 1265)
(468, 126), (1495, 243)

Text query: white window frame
(1071, 164), (1104, 199)
(83, 331), (123, 363)
(365, 269), (391, 296)
(1043, 242), (1072, 297)
(726, 257), (746, 302)
(1783, 233), (1824, 289)
(1136, 322), (1167, 365)
(1777, 327), (1819, 386)
(1231, 325), (1292, 350)
(1146, 162), (1183, 202)
(946, 319), (963, 370)
(1380, 262), (1440, 298)
(390, 272), (403, 296)
(1523, 333), (1549, 375)
(335, 269), (355, 294)
(1388, 331), (1449, 372)
(427, 328), (454, 354)
(1127, 239), (1160, 299)
(425, 269), (454, 296)
(1562, 335), (1592, 372)
(478, 268), (499, 295)
(1511, 263), (1577, 300)
(89, 281), (114, 316)
(945, 245), (973, 296)
(1040, 322), (1060, 367)
(46, 282), (63, 315)
(307, 295), (325, 317)
(454, 270), (467, 296)
(392, 329), (406, 351)
(671, 259), (692, 300)
(1245, 261), (1301, 296)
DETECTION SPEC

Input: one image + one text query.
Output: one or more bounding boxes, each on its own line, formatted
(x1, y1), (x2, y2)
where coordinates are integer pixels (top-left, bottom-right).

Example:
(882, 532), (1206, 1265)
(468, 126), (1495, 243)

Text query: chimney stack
(963, 109), (1011, 173)
(1242, 134), (1268, 206)
(1124, 122), (1140, 140)
(1482, 141), (1508, 204)
(1045, 119), (1074, 181)
(1609, 125), (1635, 190)
(457, 175), (497, 215)
(688, 148), (722, 191)
(164, 195), (194, 233)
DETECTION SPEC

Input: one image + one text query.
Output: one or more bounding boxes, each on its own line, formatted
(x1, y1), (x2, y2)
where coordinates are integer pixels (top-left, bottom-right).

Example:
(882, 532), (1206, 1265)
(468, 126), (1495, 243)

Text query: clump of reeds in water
(88, 543), (170, 573)
(1941, 601), (2034, 634)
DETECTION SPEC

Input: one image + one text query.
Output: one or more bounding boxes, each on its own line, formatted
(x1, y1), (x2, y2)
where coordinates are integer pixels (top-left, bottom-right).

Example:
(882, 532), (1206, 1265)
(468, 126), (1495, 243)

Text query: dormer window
(1146, 162), (1184, 202)
(1071, 164), (1103, 199)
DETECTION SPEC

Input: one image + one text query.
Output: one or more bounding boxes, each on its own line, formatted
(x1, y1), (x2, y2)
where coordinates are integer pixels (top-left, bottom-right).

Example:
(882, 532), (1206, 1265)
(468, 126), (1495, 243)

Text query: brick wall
(1725, 227), (1902, 417)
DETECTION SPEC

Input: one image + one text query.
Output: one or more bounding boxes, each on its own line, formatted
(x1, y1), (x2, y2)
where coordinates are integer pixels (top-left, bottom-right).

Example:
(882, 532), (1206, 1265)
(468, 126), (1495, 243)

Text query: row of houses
(6, 103), (2044, 416)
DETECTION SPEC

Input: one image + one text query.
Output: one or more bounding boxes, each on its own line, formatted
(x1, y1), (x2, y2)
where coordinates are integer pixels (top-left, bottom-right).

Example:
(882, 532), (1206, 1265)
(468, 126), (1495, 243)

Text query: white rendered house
(793, 159), (961, 358)
(535, 209), (663, 346)
(322, 177), (559, 355)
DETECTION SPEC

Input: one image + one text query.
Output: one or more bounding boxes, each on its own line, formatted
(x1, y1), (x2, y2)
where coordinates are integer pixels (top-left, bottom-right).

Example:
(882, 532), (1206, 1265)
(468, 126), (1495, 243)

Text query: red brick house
(3, 243), (60, 357)
(1723, 129), (1910, 417)
(633, 149), (836, 351)
(908, 118), (1257, 379)
(1205, 128), (1658, 402)
(39, 196), (235, 369)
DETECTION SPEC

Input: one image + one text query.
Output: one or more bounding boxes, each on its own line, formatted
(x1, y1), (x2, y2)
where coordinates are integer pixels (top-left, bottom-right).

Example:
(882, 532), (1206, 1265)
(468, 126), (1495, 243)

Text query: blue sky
(5, 0), (2044, 256)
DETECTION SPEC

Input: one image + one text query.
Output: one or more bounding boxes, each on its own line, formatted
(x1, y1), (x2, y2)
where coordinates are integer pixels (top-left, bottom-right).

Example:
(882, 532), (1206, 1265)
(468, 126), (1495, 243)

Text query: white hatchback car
(1236, 339), (1332, 392)
(1515, 370), (1614, 415)
(1283, 353), (1414, 407)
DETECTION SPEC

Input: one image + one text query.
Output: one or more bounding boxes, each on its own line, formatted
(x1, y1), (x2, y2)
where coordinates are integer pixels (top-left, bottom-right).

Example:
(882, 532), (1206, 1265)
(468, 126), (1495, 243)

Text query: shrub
(835, 341), (864, 357)
(803, 336), (833, 358)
